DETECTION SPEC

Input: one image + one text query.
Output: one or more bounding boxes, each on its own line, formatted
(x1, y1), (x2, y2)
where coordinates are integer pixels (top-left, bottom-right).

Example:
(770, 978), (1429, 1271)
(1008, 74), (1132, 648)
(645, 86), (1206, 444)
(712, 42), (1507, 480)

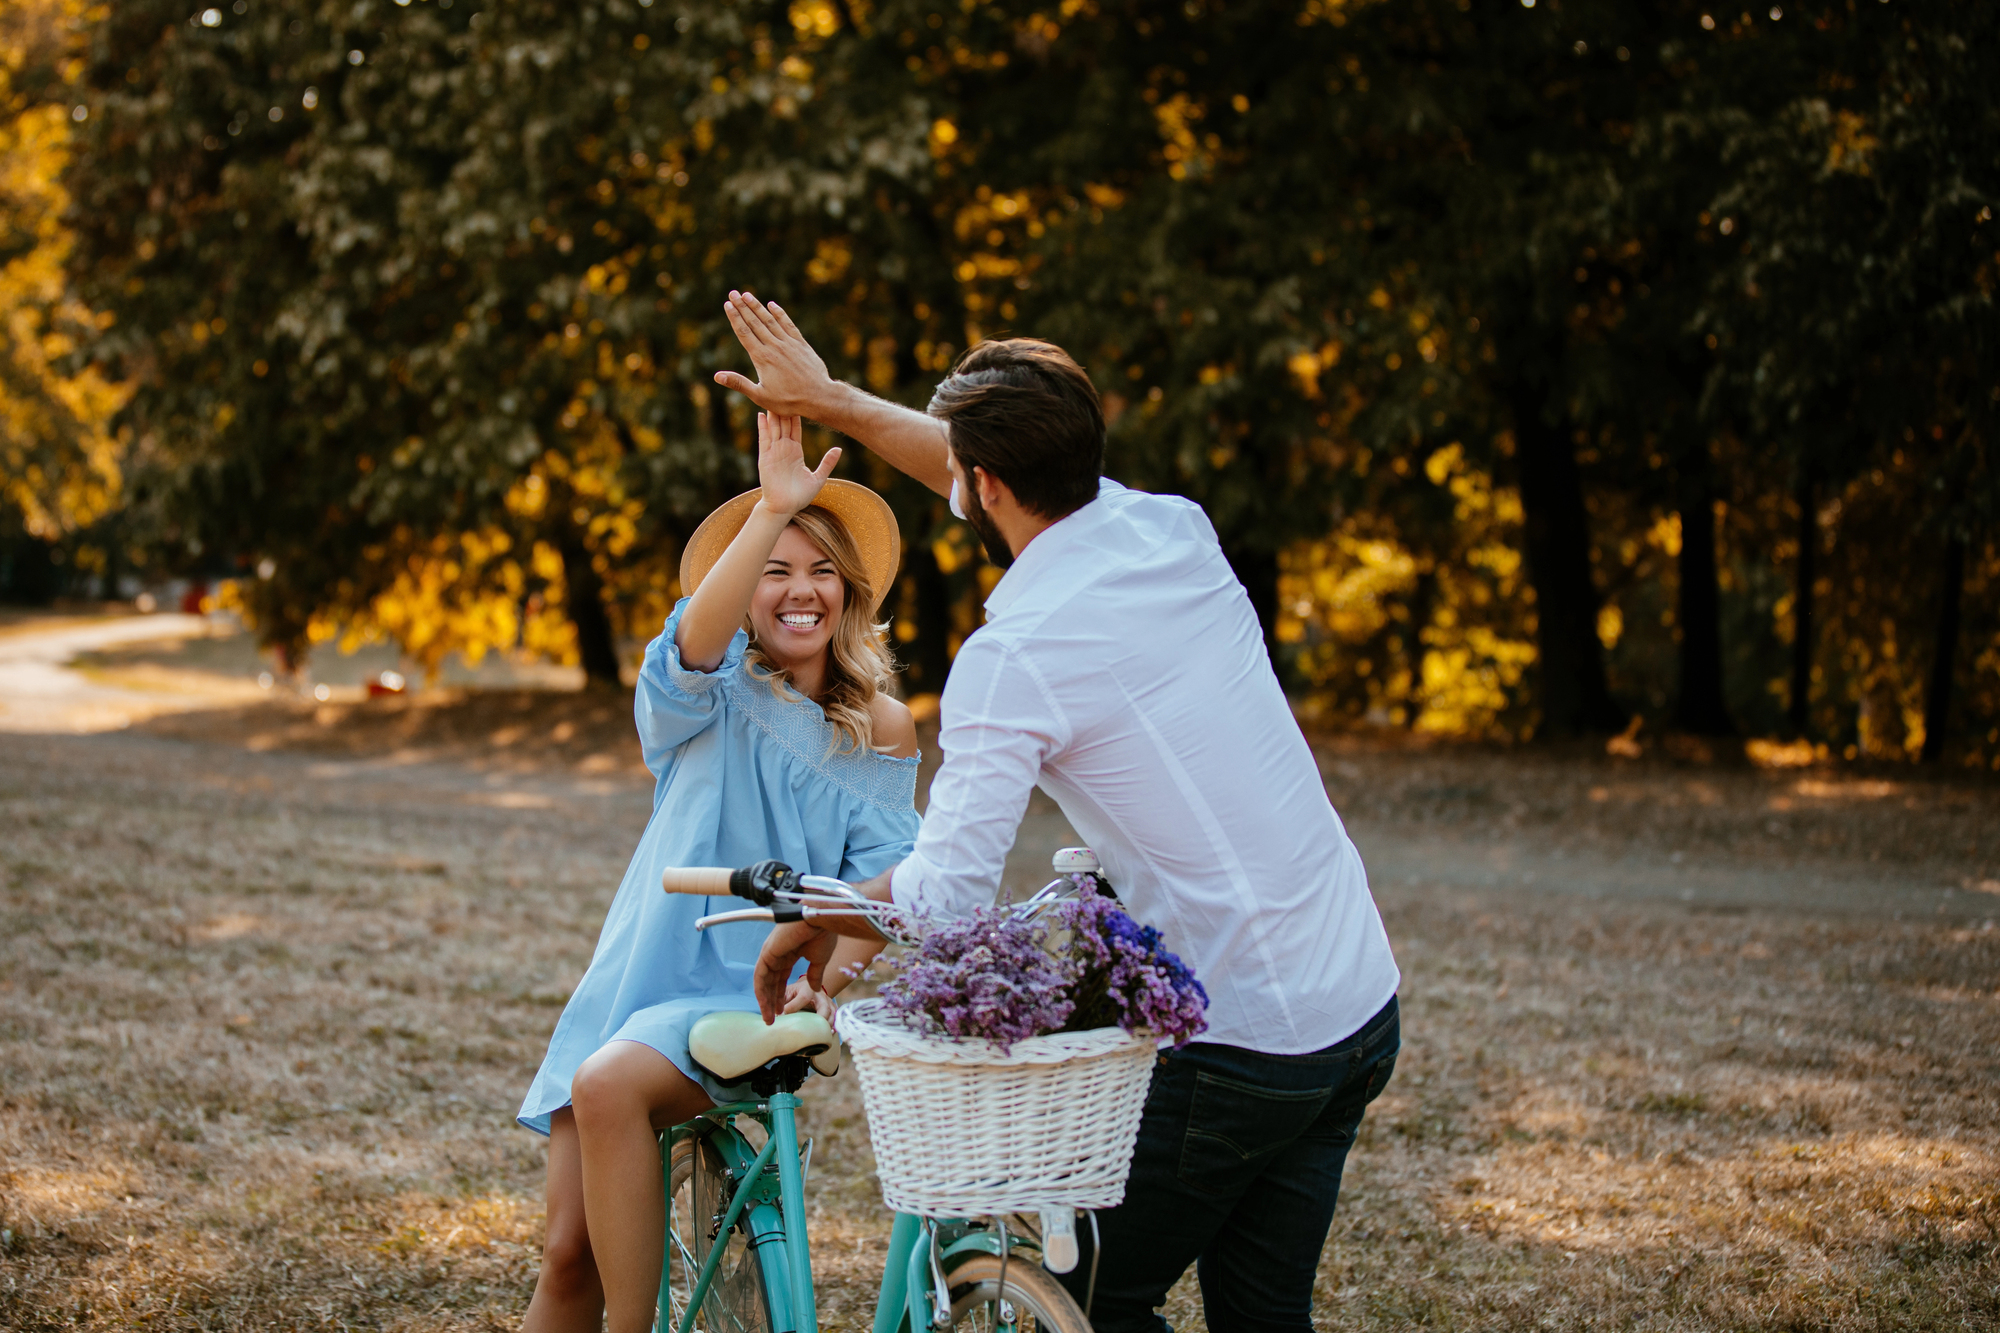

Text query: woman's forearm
(675, 502), (791, 671)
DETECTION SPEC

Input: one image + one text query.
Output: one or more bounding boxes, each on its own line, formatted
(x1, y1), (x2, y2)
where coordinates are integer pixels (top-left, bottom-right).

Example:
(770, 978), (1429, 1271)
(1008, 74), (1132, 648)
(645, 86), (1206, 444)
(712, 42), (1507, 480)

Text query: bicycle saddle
(688, 1010), (840, 1082)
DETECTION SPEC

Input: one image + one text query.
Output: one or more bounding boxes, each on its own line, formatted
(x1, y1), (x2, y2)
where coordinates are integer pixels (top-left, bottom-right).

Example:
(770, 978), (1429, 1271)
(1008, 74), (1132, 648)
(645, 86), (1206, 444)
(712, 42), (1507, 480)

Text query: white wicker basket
(835, 998), (1157, 1217)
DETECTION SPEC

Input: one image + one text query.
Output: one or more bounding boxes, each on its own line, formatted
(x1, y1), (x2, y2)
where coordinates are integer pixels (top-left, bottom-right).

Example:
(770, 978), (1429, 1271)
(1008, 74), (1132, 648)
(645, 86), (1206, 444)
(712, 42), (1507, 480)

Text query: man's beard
(961, 484), (1016, 571)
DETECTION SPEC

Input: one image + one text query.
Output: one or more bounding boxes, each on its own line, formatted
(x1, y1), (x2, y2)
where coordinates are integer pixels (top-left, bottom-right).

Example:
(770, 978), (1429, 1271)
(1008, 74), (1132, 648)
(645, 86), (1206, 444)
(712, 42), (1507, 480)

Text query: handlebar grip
(661, 867), (738, 896)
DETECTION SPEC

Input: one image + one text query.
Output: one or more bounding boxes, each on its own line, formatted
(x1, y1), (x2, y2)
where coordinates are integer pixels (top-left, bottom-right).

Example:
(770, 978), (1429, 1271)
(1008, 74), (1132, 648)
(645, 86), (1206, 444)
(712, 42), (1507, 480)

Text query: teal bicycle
(657, 858), (1103, 1333)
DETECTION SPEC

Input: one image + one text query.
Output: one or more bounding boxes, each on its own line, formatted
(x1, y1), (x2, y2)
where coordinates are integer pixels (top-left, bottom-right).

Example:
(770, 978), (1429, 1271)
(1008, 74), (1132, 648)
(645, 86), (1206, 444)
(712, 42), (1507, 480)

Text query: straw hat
(678, 479), (902, 613)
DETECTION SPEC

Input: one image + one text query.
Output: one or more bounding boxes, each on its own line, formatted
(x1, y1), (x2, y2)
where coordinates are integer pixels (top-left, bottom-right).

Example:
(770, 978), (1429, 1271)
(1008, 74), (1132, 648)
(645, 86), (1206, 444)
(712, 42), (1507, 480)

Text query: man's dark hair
(926, 338), (1105, 520)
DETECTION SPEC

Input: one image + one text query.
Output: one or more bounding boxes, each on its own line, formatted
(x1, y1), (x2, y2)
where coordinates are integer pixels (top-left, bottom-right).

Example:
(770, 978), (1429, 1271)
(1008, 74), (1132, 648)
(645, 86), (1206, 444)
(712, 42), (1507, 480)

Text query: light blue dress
(517, 599), (921, 1134)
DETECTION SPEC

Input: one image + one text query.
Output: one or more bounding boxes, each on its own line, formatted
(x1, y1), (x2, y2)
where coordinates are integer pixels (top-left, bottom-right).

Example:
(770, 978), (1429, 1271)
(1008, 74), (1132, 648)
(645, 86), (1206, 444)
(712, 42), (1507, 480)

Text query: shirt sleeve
(634, 597), (748, 776)
(889, 634), (1067, 918)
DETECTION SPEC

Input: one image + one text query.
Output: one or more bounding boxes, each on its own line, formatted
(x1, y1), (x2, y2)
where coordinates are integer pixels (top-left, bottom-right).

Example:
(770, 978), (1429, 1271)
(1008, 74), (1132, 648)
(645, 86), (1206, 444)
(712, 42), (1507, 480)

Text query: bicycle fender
(745, 1203), (795, 1332)
(939, 1230), (1043, 1267)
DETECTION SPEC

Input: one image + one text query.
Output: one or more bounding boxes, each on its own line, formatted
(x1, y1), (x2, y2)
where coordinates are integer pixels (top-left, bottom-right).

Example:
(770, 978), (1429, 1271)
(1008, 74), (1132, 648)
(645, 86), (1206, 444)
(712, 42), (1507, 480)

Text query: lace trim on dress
(728, 670), (920, 811)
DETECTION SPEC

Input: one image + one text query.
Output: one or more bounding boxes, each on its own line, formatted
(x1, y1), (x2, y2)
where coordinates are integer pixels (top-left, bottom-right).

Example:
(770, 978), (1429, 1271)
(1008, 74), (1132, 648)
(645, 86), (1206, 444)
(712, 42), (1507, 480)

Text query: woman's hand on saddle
(780, 976), (837, 1023)
(754, 411), (840, 518)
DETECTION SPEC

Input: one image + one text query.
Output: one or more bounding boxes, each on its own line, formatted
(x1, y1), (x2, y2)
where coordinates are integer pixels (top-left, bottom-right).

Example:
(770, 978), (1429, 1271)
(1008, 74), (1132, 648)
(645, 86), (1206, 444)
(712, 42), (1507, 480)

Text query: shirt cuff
(889, 855), (934, 917)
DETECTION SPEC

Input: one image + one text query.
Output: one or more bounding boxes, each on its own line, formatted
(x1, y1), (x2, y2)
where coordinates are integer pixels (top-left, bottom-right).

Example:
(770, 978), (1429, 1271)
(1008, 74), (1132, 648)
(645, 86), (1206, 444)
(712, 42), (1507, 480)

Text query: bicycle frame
(659, 1097), (1047, 1333)
(660, 1094), (811, 1333)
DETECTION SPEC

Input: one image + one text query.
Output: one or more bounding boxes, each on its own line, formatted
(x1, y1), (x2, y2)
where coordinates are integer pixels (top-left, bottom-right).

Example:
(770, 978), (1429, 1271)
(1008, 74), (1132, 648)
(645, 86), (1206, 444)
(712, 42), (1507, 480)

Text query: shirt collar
(981, 478), (1123, 619)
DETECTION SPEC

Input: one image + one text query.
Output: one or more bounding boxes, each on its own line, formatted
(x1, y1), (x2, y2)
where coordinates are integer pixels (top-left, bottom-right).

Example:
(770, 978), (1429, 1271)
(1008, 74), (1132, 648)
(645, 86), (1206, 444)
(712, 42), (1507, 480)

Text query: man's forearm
(719, 292), (954, 498)
(813, 382), (954, 500)
(819, 863), (897, 940)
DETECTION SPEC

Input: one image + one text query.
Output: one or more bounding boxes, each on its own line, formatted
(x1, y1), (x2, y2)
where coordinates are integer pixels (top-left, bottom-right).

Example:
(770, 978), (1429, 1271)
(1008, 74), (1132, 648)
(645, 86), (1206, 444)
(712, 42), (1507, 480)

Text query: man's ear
(972, 464), (1008, 511)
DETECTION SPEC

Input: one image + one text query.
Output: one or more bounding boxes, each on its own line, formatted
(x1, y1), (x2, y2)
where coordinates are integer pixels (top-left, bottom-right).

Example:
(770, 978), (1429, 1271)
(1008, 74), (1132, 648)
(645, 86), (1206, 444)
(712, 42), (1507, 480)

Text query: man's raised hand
(717, 291), (837, 420)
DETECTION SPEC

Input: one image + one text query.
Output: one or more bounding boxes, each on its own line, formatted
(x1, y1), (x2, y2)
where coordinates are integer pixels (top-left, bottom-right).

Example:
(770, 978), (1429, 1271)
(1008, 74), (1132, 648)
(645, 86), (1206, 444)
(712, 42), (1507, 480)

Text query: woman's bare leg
(522, 1109), (605, 1333)
(570, 1040), (715, 1333)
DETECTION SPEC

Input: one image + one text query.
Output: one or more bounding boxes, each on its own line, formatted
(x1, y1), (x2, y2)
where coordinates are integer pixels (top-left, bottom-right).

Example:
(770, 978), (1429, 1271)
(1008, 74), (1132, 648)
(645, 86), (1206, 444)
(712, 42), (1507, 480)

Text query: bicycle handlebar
(667, 848), (1108, 942)
(661, 866), (740, 896)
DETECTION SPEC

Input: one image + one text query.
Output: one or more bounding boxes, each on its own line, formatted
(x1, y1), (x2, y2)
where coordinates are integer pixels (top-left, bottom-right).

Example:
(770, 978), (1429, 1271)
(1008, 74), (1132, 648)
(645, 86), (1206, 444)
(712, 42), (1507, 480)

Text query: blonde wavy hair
(742, 503), (899, 754)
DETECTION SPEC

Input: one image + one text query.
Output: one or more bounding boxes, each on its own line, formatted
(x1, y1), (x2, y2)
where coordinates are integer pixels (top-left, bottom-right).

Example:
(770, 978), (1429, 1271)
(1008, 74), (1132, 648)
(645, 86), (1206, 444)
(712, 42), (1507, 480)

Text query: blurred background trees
(5, 0), (1993, 763)
(0, 0), (127, 599)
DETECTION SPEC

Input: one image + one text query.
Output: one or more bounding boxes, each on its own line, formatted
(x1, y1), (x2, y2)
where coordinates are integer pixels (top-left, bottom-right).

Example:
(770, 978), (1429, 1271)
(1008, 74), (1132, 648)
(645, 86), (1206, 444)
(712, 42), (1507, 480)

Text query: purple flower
(878, 907), (1075, 1050)
(1053, 893), (1209, 1046)
(878, 889), (1208, 1050)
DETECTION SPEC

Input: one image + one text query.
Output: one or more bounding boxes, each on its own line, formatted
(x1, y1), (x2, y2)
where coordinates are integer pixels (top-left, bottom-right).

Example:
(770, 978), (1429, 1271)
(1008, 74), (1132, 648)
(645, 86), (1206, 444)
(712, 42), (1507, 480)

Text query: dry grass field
(3, 689), (1997, 1331)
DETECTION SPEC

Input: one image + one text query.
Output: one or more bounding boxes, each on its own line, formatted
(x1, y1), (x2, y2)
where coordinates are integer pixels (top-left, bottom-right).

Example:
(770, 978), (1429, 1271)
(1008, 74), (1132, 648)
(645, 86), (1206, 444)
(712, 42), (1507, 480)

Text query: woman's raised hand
(756, 411), (842, 517)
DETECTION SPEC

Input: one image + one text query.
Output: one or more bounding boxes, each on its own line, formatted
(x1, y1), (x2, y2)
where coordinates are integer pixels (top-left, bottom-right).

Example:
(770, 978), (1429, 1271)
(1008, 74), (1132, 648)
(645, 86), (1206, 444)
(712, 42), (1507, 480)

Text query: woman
(516, 412), (920, 1333)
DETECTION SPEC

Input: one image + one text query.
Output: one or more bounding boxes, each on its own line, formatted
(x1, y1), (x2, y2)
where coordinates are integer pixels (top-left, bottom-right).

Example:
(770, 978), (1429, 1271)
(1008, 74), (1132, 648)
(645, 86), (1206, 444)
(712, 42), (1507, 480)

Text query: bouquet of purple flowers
(878, 879), (1208, 1050)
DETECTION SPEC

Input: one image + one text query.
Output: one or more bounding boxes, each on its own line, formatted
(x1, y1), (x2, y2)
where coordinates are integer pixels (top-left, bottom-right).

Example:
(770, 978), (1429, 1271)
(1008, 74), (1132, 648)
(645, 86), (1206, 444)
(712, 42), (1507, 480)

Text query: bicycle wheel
(946, 1253), (1092, 1333)
(661, 1135), (776, 1333)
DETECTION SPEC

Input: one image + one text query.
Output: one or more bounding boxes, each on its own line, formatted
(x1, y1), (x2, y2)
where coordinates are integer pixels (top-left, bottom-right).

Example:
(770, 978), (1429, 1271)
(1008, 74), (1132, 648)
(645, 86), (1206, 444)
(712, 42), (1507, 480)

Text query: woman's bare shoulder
(868, 694), (920, 759)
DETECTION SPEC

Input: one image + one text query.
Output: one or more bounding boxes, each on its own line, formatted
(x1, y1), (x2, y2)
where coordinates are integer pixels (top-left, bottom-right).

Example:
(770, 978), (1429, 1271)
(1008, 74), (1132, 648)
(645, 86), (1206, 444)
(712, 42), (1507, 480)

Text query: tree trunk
(1505, 379), (1625, 736)
(1222, 541), (1279, 667)
(1919, 533), (1966, 764)
(557, 529), (622, 687)
(98, 514), (124, 602)
(906, 525), (953, 696)
(1788, 464), (1816, 738)
(1671, 436), (1735, 736)
(1405, 564), (1438, 728)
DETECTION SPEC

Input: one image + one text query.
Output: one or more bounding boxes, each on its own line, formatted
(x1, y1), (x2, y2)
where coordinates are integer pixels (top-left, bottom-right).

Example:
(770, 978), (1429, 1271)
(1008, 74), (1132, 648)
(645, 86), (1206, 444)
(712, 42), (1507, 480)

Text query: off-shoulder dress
(516, 599), (920, 1133)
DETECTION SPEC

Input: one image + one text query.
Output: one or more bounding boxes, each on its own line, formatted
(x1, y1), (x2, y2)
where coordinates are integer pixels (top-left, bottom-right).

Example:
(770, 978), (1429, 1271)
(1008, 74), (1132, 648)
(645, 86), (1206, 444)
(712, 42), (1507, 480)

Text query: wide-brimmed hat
(679, 479), (901, 613)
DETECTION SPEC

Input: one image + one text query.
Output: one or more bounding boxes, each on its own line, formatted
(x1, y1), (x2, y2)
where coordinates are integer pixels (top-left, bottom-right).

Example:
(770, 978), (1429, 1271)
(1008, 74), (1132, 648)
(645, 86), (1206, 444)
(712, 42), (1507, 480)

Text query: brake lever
(732, 859), (800, 906)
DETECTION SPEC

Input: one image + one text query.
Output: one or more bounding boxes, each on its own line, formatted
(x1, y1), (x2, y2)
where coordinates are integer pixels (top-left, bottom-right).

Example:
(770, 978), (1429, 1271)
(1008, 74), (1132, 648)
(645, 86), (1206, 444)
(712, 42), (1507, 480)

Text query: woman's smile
(747, 525), (846, 693)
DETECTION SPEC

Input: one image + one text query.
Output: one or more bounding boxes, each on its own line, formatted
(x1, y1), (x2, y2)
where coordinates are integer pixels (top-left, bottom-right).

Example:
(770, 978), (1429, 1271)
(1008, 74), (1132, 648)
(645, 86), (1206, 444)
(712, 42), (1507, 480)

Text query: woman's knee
(539, 1203), (600, 1297)
(570, 1046), (647, 1127)
(571, 1041), (707, 1131)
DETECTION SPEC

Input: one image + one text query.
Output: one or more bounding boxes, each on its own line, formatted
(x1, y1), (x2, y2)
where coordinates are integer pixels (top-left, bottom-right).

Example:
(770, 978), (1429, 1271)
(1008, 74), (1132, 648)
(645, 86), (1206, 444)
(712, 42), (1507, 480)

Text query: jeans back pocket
(1177, 1070), (1333, 1198)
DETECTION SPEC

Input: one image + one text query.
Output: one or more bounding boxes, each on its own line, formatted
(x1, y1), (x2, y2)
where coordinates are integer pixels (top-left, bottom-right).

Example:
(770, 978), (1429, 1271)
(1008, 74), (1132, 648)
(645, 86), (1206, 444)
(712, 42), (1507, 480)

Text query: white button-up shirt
(891, 480), (1400, 1054)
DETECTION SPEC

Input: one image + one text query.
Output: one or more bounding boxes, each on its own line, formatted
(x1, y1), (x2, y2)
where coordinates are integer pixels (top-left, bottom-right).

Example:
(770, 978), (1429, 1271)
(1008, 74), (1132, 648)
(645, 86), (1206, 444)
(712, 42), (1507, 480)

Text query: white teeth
(778, 612), (821, 628)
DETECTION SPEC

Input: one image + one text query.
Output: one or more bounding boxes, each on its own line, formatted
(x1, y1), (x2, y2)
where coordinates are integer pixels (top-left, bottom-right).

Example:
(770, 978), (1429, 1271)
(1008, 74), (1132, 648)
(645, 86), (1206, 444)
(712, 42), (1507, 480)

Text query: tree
(66, 0), (949, 676)
(0, 0), (126, 587)
(56, 0), (2000, 765)
(1704, 1), (1999, 758)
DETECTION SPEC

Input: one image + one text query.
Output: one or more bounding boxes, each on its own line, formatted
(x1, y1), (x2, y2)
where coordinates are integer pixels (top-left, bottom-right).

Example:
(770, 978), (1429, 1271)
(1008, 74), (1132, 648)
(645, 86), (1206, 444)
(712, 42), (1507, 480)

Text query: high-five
(715, 290), (955, 498)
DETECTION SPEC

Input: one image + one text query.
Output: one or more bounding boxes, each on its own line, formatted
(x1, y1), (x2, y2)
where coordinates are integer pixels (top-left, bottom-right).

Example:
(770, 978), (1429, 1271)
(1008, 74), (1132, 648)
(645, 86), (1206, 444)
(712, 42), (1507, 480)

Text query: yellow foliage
(0, 10), (129, 537)
(1282, 448), (1537, 738)
(1597, 602), (1624, 649)
(1647, 512), (1683, 558)
(304, 529), (553, 678)
(1287, 349), (1328, 400)
(1153, 92), (1207, 179)
(1425, 442), (1463, 485)
(1824, 108), (1877, 176)
(788, 0), (841, 39)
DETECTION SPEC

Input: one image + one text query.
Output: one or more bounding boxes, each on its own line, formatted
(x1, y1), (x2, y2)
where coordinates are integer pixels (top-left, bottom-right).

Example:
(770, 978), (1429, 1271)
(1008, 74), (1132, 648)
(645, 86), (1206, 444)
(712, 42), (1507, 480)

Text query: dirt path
(0, 614), (262, 734)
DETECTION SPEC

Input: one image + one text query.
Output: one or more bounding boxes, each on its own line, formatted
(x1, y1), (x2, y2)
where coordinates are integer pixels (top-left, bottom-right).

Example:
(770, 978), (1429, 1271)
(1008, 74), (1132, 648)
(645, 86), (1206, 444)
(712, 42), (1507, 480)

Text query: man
(716, 290), (1401, 1333)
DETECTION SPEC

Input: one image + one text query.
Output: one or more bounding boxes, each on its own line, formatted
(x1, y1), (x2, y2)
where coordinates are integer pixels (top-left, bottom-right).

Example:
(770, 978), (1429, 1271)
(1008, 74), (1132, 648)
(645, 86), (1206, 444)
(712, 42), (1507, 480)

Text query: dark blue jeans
(1058, 997), (1399, 1333)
